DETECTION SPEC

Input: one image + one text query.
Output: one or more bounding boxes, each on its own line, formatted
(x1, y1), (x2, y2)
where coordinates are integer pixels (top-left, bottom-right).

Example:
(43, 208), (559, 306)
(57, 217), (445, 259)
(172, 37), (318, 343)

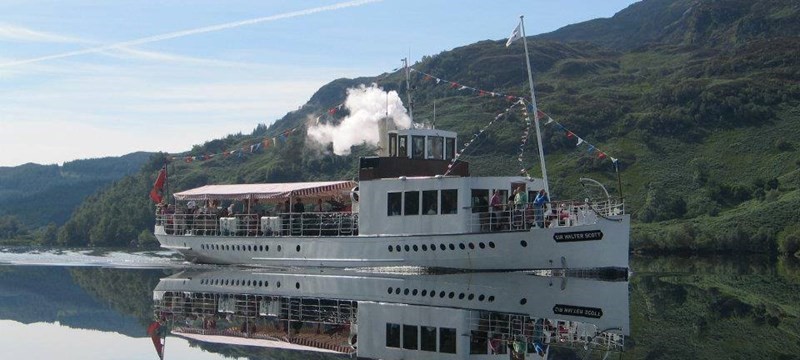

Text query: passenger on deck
(533, 190), (549, 228)
(316, 198), (324, 212)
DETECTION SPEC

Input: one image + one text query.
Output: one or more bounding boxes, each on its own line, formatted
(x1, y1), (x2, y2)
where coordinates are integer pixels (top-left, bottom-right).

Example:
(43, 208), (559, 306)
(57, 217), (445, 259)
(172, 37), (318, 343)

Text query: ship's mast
(402, 57), (413, 122)
(519, 15), (551, 197)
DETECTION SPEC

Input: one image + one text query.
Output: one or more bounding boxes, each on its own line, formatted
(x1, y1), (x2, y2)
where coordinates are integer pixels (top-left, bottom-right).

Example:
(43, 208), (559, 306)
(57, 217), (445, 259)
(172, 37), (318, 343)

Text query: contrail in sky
(0, 0), (382, 68)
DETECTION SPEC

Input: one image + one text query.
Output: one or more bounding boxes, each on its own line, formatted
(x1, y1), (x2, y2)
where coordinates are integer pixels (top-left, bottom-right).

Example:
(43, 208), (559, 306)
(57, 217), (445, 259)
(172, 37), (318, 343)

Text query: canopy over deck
(173, 180), (357, 201)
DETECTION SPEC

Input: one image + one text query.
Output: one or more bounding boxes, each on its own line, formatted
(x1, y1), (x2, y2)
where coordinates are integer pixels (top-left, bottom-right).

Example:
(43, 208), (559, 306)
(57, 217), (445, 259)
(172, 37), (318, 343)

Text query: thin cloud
(0, 23), (88, 43)
(0, 0), (382, 68)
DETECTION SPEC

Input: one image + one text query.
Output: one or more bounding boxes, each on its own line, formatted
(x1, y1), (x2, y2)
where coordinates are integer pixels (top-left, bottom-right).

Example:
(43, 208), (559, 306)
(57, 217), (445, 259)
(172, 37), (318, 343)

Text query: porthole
(430, 244), (436, 251)
(520, 240), (528, 247)
(395, 287), (401, 294)
(430, 290), (436, 298)
(387, 287), (393, 294)
(479, 294), (485, 301)
(412, 289), (418, 296)
(439, 291), (446, 298)
(264, 281), (269, 287)
(479, 242), (486, 249)
(449, 244), (455, 250)
(413, 245), (418, 252)
(404, 245), (410, 252)
(248, 245), (252, 251)
(459, 243), (465, 250)
(440, 244), (446, 250)
(277, 245), (282, 252)
(247, 280), (251, 286)
(404, 288), (410, 295)
(258, 281), (263, 287)
(422, 245), (427, 251)
(259, 245), (264, 251)
(388, 245), (394, 252)
(468, 243), (475, 249)
(520, 298), (527, 305)
(468, 294), (475, 300)
(488, 295), (495, 302)
(458, 293), (465, 299)
(265, 245), (270, 251)
(448, 292), (455, 299)
(421, 290), (427, 296)
(489, 242), (496, 248)
(295, 282), (300, 289)
(296, 245), (301, 252)
(396, 245), (402, 252)
(277, 281), (281, 288)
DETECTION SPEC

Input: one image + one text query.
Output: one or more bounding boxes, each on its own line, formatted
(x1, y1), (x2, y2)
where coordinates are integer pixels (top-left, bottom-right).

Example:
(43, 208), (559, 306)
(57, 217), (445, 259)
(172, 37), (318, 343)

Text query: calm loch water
(0, 249), (798, 360)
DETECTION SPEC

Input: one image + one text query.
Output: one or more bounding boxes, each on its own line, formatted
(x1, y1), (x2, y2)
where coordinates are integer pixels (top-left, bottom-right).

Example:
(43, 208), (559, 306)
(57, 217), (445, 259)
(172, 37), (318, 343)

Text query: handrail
(155, 211), (359, 237)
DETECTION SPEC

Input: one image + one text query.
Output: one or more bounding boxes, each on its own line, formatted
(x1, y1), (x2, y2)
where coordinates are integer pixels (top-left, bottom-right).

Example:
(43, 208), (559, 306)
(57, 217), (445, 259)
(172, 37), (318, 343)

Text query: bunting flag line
(517, 100), (533, 178)
(444, 99), (524, 176)
(537, 110), (619, 165)
(169, 127), (299, 164)
(409, 68), (527, 103)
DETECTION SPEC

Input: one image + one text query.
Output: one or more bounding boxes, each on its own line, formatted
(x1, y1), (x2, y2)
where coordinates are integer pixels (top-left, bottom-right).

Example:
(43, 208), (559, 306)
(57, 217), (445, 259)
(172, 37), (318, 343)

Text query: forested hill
(52, 0), (800, 255)
(0, 152), (151, 243)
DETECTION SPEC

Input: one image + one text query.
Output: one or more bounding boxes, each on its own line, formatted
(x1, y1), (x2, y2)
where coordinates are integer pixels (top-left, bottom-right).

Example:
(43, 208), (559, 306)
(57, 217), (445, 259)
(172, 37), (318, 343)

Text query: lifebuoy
(350, 186), (359, 203)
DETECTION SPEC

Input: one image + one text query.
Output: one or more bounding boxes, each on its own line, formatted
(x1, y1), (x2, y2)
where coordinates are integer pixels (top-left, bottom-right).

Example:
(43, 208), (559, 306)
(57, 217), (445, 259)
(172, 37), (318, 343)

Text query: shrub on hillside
(778, 226), (800, 257)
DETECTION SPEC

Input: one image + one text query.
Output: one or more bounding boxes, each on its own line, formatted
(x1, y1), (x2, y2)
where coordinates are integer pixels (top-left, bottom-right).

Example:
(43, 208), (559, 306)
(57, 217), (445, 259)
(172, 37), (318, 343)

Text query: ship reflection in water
(151, 268), (630, 359)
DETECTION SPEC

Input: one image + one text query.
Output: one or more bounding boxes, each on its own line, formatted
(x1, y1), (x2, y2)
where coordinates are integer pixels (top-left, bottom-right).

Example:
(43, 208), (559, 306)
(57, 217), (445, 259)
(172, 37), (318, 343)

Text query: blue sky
(0, 0), (639, 167)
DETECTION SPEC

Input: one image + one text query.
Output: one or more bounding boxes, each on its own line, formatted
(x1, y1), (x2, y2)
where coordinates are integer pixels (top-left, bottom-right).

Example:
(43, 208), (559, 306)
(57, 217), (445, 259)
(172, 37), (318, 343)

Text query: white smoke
(307, 84), (412, 155)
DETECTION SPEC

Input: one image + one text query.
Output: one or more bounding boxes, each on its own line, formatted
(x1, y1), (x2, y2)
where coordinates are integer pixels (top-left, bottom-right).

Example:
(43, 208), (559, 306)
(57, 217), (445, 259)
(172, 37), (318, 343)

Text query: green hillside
(0, 152), (152, 244)
(52, 0), (800, 254)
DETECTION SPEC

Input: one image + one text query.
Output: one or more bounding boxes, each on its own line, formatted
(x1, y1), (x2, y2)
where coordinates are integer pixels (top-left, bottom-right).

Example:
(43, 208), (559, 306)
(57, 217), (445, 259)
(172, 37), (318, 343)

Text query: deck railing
(468, 198), (624, 233)
(156, 211), (359, 237)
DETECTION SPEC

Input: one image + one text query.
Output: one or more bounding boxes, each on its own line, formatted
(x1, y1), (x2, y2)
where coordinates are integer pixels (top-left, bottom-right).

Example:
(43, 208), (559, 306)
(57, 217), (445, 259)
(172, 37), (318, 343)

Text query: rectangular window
(412, 136), (425, 159)
(445, 137), (456, 160)
(427, 136), (444, 159)
(471, 189), (489, 213)
(441, 189), (458, 214)
(386, 323), (400, 348)
(422, 190), (438, 215)
(398, 136), (408, 157)
(421, 326), (437, 352)
(388, 192), (402, 216)
(439, 327), (457, 354)
(470, 331), (488, 354)
(404, 191), (419, 215)
(403, 325), (419, 350)
(389, 133), (397, 157)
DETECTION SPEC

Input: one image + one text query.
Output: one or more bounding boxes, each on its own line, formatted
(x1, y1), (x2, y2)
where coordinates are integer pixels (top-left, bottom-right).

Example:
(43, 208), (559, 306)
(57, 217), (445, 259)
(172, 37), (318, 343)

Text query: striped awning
(173, 180), (357, 201)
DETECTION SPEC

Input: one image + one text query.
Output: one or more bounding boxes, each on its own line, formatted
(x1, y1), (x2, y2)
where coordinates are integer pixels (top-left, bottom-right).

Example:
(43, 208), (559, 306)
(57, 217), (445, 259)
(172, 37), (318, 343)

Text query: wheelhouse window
(403, 325), (419, 350)
(387, 192), (402, 216)
(422, 190), (438, 215)
(389, 133), (397, 157)
(445, 137), (456, 160)
(427, 136), (444, 159)
(404, 191), (420, 215)
(412, 136), (425, 159)
(421, 326), (437, 352)
(439, 327), (457, 354)
(398, 135), (408, 157)
(441, 189), (458, 214)
(471, 189), (489, 213)
(386, 323), (400, 348)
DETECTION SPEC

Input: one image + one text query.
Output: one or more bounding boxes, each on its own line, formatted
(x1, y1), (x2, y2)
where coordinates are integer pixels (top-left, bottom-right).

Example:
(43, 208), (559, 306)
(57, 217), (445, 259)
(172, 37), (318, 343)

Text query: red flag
(149, 167), (166, 203)
(598, 152), (607, 159)
(147, 321), (165, 359)
(536, 110), (546, 119)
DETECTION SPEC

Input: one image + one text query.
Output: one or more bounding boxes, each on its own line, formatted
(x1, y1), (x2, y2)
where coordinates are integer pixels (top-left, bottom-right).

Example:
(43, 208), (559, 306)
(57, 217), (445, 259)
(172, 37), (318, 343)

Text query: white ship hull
(155, 214), (629, 271)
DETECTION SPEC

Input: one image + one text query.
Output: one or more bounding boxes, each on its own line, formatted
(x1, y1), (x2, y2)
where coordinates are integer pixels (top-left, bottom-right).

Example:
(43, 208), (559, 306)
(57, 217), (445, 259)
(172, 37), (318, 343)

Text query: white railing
(156, 211), (359, 237)
(468, 198), (624, 232)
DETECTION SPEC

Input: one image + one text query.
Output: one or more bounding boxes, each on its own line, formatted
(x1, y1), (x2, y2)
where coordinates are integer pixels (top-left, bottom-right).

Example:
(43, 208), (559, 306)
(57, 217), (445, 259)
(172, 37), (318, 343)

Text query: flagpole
(519, 15), (551, 197)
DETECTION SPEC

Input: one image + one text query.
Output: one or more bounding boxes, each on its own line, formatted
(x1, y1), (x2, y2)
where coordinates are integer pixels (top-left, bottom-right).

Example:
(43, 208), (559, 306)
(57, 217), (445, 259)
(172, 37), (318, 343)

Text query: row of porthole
(388, 241), (496, 253)
(200, 278), (302, 290)
(387, 287), (495, 302)
(200, 244), (304, 252)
